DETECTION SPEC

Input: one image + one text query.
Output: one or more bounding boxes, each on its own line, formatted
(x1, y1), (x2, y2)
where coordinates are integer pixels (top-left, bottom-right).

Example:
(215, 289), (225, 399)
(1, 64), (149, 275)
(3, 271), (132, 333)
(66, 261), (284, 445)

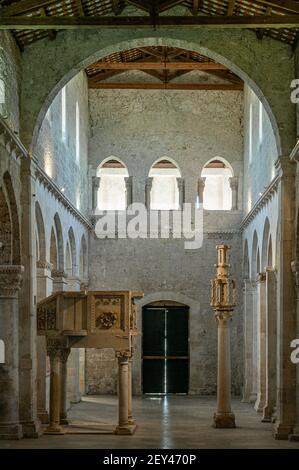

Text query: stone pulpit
(37, 290), (143, 435)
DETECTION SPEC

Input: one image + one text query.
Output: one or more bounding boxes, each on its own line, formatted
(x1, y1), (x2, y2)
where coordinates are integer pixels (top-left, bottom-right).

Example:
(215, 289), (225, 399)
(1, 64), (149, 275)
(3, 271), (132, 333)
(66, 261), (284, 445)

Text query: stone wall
(0, 31), (21, 135)
(34, 71), (89, 213)
(87, 88), (244, 396)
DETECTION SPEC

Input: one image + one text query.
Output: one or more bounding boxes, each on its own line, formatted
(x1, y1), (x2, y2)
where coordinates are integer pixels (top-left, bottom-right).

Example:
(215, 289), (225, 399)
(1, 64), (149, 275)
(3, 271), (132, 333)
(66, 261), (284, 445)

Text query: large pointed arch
(35, 201), (46, 263)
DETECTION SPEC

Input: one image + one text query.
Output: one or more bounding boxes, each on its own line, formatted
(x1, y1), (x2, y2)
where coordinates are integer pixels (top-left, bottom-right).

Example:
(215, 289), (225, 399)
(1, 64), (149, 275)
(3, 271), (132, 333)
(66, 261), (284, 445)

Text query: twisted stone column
(0, 265), (23, 439)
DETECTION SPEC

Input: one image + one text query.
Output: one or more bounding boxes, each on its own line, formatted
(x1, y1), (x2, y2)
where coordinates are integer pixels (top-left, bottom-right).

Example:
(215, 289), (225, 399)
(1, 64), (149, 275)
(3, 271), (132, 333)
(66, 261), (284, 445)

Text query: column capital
(37, 260), (53, 272)
(116, 350), (131, 362)
(197, 176), (206, 190)
(60, 348), (71, 364)
(0, 264), (23, 297)
(51, 269), (68, 279)
(257, 271), (267, 283)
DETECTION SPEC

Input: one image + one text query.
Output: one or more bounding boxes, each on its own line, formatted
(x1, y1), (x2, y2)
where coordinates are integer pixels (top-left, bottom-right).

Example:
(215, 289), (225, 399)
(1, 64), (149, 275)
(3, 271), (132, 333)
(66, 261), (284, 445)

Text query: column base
(60, 418), (69, 425)
(261, 405), (274, 423)
(128, 418), (135, 425)
(288, 426), (299, 442)
(273, 423), (293, 440)
(38, 411), (49, 424)
(249, 393), (257, 404)
(114, 424), (137, 435)
(44, 424), (66, 435)
(22, 420), (43, 438)
(254, 397), (265, 413)
(0, 423), (23, 440)
(213, 412), (236, 429)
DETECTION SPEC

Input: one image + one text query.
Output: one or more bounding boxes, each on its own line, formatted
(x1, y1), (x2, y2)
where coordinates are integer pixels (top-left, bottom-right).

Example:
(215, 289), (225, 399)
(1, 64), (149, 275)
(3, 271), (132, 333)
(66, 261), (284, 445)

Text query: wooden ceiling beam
(88, 81), (244, 90)
(227, 0), (236, 16)
(255, 0), (299, 15)
(89, 62), (227, 70)
(159, 0), (186, 12)
(125, 0), (150, 12)
(0, 15), (298, 29)
(0, 0), (57, 16)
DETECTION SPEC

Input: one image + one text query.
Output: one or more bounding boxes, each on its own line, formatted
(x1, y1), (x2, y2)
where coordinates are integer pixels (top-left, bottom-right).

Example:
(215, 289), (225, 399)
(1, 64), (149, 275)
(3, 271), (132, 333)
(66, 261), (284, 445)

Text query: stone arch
(243, 239), (250, 279)
(54, 213), (64, 271)
(3, 172), (20, 264)
(50, 227), (58, 270)
(35, 201), (46, 263)
(136, 291), (201, 315)
(79, 234), (87, 280)
(262, 217), (271, 271)
(251, 231), (259, 278)
(68, 227), (77, 276)
(148, 156), (182, 177)
(96, 156), (128, 175)
(25, 34), (293, 158)
(200, 156), (234, 176)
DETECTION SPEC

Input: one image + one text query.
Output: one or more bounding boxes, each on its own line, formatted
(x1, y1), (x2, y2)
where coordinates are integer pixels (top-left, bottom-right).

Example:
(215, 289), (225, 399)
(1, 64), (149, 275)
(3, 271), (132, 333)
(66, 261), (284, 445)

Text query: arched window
(201, 159), (233, 210)
(97, 158), (128, 210)
(0, 339), (4, 363)
(149, 159), (181, 210)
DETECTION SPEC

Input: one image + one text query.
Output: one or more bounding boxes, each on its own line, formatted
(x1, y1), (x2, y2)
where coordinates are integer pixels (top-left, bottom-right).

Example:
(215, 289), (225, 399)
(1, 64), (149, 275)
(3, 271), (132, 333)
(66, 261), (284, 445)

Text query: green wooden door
(142, 306), (189, 394)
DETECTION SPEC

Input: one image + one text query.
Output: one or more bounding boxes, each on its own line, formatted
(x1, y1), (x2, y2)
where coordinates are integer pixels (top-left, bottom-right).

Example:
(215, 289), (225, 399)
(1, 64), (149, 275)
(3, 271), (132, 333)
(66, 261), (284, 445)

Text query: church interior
(0, 0), (299, 450)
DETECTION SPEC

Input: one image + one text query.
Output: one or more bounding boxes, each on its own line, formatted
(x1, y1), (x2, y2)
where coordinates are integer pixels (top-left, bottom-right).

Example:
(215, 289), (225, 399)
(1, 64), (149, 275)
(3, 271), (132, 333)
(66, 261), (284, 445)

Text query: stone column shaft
(242, 279), (255, 402)
(213, 313), (236, 428)
(125, 176), (133, 208)
(92, 176), (100, 211)
(45, 347), (64, 434)
(115, 353), (136, 435)
(229, 176), (238, 210)
(255, 273), (267, 413)
(197, 177), (206, 205)
(19, 158), (41, 438)
(145, 177), (153, 209)
(60, 349), (70, 425)
(176, 177), (185, 209)
(128, 358), (134, 425)
(0, 265), (23, 439)
(262, 268), (277, 422)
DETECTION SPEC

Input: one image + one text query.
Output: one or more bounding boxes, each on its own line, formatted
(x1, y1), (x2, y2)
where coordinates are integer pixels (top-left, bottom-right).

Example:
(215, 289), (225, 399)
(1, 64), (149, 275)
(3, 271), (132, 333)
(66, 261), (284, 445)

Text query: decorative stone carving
(36, 260), (53, 271)
(96, 311), (118, 329)
(0, 265), (23, 297)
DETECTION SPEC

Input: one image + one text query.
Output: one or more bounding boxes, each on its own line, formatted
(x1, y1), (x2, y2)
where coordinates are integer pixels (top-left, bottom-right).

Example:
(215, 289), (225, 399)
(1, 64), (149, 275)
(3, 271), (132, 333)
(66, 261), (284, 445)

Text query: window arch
(201, 158), (233, 210)
(0, 339), (4, 363)
(149, 158), (181, 210)
(97, 158), (129, 210)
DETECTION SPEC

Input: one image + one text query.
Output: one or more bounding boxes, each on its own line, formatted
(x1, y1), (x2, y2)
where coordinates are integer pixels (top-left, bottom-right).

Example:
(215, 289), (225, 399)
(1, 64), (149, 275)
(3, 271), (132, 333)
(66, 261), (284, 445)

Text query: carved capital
(0, 265), (24, 297)
(116, 350), (131, 362)
(229, 176), (238, 191)
(215, 310), (233, 326)
(37, 260), (53, 271)
(145, 177), (153, 190)
(51, 269), (68, 279)
(257, 272), (266, 283)
(60, 348), (71, 364)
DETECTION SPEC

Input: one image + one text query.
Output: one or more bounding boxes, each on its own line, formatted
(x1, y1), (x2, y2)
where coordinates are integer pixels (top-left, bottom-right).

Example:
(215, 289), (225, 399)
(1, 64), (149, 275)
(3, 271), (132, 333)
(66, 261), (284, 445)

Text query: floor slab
(0, 395), (298, 449)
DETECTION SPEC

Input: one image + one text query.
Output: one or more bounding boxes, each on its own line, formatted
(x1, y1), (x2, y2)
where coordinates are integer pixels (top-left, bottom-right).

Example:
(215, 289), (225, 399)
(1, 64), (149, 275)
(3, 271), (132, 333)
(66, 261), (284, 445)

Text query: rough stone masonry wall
(0, 31), (21, 135)
(34, 71), (89, 214)
(86, 88), (244, 396)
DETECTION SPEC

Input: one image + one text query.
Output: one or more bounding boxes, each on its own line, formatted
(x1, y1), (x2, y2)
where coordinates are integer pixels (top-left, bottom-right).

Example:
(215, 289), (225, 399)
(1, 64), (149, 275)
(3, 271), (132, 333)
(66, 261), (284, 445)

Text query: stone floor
(0, 395), (299, 449)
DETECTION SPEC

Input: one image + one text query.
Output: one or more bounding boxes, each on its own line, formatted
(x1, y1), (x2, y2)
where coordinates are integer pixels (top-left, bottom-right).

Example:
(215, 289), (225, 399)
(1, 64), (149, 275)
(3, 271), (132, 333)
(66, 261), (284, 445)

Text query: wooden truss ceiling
(0, 0), (298, 49)
(85, 46), (244, 90)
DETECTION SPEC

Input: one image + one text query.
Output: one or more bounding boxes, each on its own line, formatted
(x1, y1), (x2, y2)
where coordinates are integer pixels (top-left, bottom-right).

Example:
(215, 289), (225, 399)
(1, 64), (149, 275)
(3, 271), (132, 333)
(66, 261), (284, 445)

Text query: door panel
(142, 305), (189, 394)
(166, 307), (189, 356)
(142, 308), (165, 356)
(143, 359), (165, 394)
(166, 359), (189, 394)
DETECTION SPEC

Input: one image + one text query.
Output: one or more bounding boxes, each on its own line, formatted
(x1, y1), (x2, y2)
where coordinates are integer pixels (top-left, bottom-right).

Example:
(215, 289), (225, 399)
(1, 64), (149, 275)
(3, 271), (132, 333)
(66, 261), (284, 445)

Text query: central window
(201, 159), (233, 210)
(149, 159), (181, 210)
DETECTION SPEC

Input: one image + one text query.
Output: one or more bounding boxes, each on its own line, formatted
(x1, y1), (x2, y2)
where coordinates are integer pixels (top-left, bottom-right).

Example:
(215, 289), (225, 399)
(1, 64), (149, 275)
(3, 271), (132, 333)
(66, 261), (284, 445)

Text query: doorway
(142, 304), (189, 394)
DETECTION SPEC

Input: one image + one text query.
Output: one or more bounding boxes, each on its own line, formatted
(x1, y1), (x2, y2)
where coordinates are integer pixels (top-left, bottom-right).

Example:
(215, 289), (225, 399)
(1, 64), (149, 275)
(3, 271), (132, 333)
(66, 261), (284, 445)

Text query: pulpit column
(128, 356), (134, 425)
(45, 343), (64, 434)
(115, 351), (136, 435)
(60, 349), (71, 425)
